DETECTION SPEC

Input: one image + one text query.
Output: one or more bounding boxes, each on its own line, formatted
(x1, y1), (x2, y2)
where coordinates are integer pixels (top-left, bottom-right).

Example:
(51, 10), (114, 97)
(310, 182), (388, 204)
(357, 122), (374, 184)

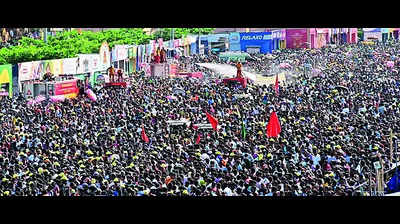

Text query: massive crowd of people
(0, 41), (399, 196)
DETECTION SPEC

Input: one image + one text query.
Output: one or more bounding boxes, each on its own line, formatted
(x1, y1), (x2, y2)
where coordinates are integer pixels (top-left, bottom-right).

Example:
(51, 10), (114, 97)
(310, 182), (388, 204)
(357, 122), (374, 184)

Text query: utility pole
(44, 28), (48, 43)
(198, 29), (201, 55)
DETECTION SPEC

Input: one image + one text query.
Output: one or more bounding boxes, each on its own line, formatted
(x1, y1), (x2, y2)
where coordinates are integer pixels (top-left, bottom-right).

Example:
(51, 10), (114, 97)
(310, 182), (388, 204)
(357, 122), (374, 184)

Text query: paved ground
(254, 72), (287, 86)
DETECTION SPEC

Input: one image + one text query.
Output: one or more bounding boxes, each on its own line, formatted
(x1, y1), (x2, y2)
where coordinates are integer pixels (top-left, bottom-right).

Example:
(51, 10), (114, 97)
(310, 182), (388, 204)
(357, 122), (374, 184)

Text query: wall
(239, 32), (272, 54)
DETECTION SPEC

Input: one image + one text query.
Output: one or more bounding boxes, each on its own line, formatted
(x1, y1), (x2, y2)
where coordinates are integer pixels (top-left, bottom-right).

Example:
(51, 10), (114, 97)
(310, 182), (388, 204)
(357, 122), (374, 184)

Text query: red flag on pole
(206, 112), (218, 131)
(266, 111), (281, 138)
(141, 127), (149, 143)
(196, 133), (201, 144)
(275, 74), (279, 96)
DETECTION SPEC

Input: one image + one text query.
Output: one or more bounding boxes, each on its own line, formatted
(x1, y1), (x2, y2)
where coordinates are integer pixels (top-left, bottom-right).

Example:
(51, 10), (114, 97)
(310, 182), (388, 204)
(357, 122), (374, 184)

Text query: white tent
(196, 63), (257, 81)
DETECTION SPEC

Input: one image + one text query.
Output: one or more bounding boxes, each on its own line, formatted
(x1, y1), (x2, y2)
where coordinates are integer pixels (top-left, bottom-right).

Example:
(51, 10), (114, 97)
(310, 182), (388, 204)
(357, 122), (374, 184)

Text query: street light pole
(198, 29), (201, 55)
(43, 28), (48, 43)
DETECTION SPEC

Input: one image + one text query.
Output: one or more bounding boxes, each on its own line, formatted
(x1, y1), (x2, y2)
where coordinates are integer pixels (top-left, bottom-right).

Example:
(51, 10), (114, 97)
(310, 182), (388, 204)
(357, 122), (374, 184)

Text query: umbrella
(335, 86), (349, 92)
(279, 63), (291, 69)
(166, 96), (177, 100)
(173, 88), (186, 96)
(86, 89), (97, 102)
(27, 99), (35, 105)
(50, 95), (66, 103)
(387, 61), (394, 68)
(35, 95), (46, 103)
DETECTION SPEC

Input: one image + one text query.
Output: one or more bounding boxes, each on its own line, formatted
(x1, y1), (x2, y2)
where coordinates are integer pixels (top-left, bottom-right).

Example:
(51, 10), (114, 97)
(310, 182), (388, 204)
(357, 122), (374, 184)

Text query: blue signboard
(363, 28), (381, 32)
(229, 32), (241, 51)
(239, 32), (272, 54)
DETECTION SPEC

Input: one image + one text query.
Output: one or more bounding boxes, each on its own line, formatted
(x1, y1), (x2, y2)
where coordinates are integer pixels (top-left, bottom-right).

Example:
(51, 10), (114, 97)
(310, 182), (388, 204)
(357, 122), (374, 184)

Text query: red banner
(54, 80), (79, 96)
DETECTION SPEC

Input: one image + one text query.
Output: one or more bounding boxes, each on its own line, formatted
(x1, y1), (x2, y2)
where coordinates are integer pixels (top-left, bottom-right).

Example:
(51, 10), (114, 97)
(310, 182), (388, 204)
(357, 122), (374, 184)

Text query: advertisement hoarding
(54, 79), (79, 96)
(286, 29), (308, 49)
(0, 64), (12, 96)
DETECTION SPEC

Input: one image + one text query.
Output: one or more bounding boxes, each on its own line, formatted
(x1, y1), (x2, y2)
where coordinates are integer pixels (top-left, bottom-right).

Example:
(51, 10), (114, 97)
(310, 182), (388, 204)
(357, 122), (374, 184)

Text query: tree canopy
(0, 28), (214, 65)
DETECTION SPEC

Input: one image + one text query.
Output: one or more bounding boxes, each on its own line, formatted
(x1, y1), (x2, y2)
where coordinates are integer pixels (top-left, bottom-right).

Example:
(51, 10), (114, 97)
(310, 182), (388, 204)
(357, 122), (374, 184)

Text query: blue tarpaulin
(386, 171), (400, 193)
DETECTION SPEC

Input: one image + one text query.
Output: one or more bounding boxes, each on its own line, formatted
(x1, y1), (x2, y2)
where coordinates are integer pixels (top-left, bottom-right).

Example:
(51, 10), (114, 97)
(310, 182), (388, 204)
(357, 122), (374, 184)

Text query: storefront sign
(239, 32), (272, 54)
(363, 28), (381, 32)
(241, 34), (271, 41)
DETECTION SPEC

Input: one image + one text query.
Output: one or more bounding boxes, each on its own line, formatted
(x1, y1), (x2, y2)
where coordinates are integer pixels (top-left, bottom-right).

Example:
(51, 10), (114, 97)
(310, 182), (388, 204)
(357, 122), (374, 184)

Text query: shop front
(239, 32), (272, 54)
(127, 46), (137, 75)
(349, 28), (358, 43)
(382, 28), (389, 43)
(363, 28), (382, 42)
(286, 29), (308, 49)
(229, 32), (241, 52)
(111, 45), (129, 71)
(208, 34), (229, 54)
(315, 28), (330, 48)
(279, 29), (286, 49)
(392, 28), (400, 40)
(271, 30), (280, 51)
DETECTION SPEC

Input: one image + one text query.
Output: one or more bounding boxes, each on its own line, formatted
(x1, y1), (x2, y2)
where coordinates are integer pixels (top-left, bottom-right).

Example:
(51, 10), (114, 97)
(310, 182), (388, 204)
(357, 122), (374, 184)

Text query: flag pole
(390, 129), (393, 164)
(396, 139), (398, 192)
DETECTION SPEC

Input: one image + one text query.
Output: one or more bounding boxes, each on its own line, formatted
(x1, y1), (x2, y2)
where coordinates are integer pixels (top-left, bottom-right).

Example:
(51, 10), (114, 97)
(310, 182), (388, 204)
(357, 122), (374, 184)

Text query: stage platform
(222, 77), (248, 88)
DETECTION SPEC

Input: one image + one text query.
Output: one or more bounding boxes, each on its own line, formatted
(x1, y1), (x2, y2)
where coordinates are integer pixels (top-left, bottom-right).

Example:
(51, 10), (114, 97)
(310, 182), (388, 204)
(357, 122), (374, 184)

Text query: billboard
(76, 54), (101, 74)
(54, 79), (79, 96)
(239, 32), (272, 54)
(0, 64), (12, 96)
(99, 42), (110, 70)
(286, 29), (308, 49)
(63, 58), (78, 75)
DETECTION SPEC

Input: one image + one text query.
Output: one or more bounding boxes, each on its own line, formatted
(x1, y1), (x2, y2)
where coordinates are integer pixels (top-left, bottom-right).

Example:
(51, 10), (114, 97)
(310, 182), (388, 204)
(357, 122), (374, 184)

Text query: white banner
(77, 54), (102, 73)
(63, 58), (78, 75)
(51, 59), (63, 76)
(18, 62), (33, 82)
(114, 45), (129, 61)
(90, 54), (101, 72)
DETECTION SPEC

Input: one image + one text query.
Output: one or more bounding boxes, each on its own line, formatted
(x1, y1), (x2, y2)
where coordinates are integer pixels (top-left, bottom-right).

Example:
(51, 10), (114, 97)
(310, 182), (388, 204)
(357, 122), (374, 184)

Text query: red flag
(141, 127), (149, 143)
(206, 112), (218, 131)
(196, 133), (201, 144)
(266, 111), (281, 138)
(275, 74), (279, 96)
